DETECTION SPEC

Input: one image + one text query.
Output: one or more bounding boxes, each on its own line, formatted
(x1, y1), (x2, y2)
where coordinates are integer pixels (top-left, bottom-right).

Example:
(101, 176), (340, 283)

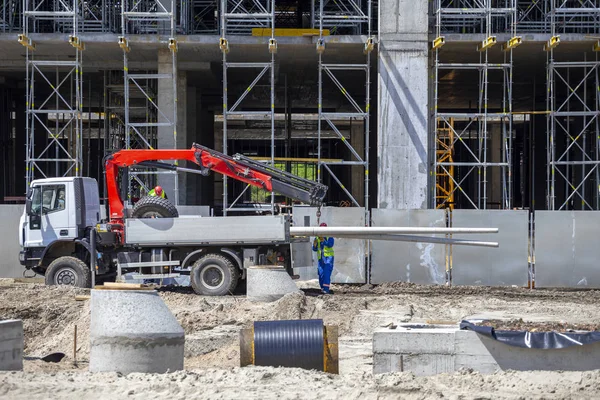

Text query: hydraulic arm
(105, 143), (328, 221)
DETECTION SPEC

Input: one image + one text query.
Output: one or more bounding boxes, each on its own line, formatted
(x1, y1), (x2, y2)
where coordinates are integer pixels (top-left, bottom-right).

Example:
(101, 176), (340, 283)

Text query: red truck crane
(19, 143), (327, 295)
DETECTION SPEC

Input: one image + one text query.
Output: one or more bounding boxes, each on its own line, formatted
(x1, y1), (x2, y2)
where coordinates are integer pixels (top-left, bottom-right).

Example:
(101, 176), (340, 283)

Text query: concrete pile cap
(89, 289), (184, 374)
(246, 265), (300, 302)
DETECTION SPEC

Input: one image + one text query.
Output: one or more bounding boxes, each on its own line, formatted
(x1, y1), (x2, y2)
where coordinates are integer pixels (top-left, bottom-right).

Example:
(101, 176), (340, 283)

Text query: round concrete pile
(89, 289), (184, 374)
(246, 266), (300, 302)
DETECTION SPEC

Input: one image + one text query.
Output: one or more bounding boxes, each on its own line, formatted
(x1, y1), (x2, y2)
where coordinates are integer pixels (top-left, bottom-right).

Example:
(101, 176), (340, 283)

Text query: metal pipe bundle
(289, 226), (499, 247)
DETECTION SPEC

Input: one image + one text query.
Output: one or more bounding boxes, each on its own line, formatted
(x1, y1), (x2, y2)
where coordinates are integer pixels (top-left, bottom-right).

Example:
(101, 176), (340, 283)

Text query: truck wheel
(191, 254), (239, 296)
(45, 256), (91, 288)
(132, 196), (179, 218)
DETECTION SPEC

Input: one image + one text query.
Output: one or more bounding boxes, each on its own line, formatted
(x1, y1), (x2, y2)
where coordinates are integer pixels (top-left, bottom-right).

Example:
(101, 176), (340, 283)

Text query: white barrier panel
(451, 210), (528, 287)
(535, 211), (600, 288)
(370, 209), (446, 284)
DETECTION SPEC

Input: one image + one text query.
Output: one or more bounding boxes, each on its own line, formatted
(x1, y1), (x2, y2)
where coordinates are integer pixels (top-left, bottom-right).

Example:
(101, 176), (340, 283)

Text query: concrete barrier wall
(535, 211), (600, 288)
(0, 205), (26, 278)
(374, 325), (600, 375)
(371, 209), (446, 285)
(451, 210), (529, 287)
(0, 320), (23, 371)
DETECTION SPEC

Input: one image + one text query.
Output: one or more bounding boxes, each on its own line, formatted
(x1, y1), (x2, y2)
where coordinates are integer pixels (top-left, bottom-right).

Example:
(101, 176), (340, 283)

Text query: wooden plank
(251, 28), (330, 37)
(324, 325), (339, 374)
(94, 282), (154, 291)
(239, 328), (254, 367)
(103, 282), (145, 288)
(12, 277), (45, 284)
(74, 295), (91, 301)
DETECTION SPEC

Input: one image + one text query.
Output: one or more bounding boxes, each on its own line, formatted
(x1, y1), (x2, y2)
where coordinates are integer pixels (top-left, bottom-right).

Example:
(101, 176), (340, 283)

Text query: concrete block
(89, 289), (184, 374)
(374, 324), (600, 375)
(0, 320), (23, 371)
(246, 266), (300, 302)
(373, 328), (455, 354)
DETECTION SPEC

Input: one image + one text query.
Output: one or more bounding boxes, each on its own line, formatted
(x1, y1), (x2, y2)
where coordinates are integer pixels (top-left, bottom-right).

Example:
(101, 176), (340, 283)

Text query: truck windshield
(31, 185), (66, 214)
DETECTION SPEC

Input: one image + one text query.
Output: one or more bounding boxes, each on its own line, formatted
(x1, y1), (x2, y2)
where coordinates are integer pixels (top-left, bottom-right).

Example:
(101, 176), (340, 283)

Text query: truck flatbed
(124, 215), (289, 246)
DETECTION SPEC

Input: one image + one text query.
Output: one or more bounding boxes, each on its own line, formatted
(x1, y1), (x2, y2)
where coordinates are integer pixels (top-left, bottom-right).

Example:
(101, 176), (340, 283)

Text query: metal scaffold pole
(316, 0), (372, 214)
(545, 0), (600, 210)
(119, 0), (179, 206)
(20, 0), (84, 189)
(433, 0), (516, 210)
(220, 0), (276, 216)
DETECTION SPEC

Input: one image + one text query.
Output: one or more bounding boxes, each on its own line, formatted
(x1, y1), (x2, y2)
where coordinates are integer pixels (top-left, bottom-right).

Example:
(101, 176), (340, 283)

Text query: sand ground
(1, 279), (600, 399)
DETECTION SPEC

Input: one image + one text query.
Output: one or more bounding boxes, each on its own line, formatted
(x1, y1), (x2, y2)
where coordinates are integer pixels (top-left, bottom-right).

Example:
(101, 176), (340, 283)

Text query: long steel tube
(290, 227), (498, 236)
(313, 234), (499, 248)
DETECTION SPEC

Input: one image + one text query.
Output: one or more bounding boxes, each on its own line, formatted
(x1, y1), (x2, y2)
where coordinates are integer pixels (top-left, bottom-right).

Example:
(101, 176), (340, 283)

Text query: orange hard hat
(154, 186), (163, 195)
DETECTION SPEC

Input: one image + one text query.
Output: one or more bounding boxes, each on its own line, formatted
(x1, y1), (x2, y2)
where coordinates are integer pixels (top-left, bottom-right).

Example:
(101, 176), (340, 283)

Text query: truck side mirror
(25, 198), (33, 215)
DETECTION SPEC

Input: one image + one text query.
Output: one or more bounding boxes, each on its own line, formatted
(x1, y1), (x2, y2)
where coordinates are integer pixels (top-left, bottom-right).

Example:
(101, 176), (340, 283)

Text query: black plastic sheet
(460, 320), (600, 349)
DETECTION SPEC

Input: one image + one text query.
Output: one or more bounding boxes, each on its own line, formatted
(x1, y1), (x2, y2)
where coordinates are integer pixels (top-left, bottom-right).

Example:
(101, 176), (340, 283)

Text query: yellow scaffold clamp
(69, 35), (85, 51)
(544, 35), (560, 51)
(432, 36), (445, 50)
(502, 36), (522, 51)
(364, 37), (374, 54)
(17, 34), (35, 51)
(269, 38), (277, 54)
(477, 36), (496, 52)
(219, 38), (230, 54)
(118, 36), (130, 52)
(316, 38), (325, 54)
(168, 38), (178, 53)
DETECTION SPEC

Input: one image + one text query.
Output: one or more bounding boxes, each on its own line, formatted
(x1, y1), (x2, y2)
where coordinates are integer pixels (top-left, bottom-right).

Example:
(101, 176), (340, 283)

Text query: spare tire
(132, 196), (179, 218)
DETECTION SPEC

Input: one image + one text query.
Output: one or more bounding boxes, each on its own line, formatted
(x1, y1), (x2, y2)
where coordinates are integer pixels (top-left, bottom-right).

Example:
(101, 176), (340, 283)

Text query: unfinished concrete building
(0, 1), (598, 215)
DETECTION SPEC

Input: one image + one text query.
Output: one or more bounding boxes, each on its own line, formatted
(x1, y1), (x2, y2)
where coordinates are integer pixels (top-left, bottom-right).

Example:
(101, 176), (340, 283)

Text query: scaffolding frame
(120, 0), (179, 204)
(432, 0), (515, 209)
(220, 0), (276, 215)
(314, 0), (370, 34)
(187, 0), (219, 33)
(1, 0), (21, 32)
(546, 4), (600, 210)
(21, 0), (84, 188)
(316, 0), (372, 213)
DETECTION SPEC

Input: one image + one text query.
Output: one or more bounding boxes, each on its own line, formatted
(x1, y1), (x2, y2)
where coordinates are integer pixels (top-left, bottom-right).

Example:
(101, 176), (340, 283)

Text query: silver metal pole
(221, 0), (228, 215)
(290, 226), (499, 236)
(326, 234), (499, 248)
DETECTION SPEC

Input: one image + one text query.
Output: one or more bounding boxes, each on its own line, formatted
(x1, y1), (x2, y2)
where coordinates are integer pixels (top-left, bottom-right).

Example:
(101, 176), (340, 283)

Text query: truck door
(25, 184), (74, 247)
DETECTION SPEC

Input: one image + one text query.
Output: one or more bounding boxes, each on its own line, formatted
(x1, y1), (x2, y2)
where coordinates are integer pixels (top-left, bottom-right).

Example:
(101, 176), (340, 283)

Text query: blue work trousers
(318, 256), (334, 293)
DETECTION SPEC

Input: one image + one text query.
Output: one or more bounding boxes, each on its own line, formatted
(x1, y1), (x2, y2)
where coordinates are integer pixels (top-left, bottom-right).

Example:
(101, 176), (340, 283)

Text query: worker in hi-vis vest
(148, 185), (167, 199)
(312, 222), (335, 294)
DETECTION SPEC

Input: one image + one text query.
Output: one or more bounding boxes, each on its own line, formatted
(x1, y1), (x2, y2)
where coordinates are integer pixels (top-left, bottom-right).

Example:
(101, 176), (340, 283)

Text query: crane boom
(105, 143), (327, 221)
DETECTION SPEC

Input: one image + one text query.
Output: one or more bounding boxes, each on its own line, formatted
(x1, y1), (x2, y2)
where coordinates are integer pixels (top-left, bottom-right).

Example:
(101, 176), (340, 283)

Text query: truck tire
(132, 196), (179, 218)
(191, 254), (239, 296)
(45, 256), (91, 288)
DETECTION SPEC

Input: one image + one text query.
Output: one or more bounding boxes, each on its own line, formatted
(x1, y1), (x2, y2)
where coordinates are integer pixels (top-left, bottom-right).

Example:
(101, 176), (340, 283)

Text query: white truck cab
(19, 177), (101, 277)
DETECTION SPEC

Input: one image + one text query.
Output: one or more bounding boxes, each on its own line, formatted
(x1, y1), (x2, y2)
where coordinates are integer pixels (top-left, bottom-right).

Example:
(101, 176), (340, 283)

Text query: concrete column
(377, 0), (429, 209)
(488, 123), (502, 208)
(157, 48), (186, 203)
(351, 121), (365, 206)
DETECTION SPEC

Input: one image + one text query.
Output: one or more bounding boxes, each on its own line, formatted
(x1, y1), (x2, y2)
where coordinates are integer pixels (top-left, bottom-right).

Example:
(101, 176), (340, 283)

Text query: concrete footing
(89, 289), (185, 374)
(246, 266), (300, 302)
(0, 320), (23, 371)
(373, 324), (600, 376)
